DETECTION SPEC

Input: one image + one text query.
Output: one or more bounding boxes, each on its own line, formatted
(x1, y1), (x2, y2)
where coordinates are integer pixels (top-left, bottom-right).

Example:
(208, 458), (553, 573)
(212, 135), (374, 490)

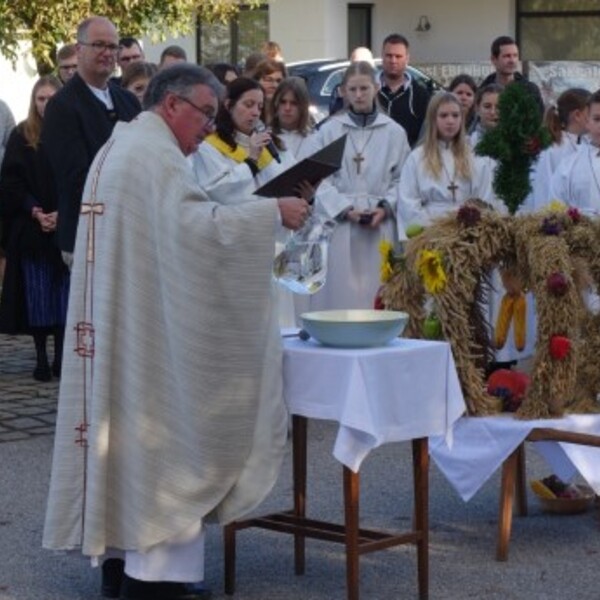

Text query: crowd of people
(0, 15), (598, 600)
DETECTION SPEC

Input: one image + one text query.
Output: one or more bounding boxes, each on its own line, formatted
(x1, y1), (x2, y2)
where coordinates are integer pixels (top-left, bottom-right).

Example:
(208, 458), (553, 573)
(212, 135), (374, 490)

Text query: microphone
(255, 121), (281, 163)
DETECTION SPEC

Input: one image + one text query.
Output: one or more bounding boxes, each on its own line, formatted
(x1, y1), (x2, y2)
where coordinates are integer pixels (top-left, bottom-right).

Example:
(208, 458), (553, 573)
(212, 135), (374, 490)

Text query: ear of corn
(530, 479), (557, 499)
(513, 293), (527, 351)
(494, 294), (515, 349)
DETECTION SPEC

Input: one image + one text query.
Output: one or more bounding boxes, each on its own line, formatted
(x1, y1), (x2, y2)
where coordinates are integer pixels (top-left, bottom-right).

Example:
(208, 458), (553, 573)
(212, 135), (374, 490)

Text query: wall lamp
(415, 15), (431, 32)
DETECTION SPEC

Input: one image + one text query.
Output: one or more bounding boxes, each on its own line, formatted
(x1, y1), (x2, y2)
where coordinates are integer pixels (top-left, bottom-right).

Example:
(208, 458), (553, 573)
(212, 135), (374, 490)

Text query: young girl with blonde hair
(397, 91), (497, 233)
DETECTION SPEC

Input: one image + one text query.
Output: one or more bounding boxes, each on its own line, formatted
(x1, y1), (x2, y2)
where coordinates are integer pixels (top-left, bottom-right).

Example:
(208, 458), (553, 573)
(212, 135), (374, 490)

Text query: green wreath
(475, 82), (552, 215)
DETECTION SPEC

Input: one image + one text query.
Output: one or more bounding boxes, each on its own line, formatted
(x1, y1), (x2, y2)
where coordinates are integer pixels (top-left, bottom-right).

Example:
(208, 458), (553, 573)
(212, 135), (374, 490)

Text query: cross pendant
(447, 181), (459, 202)
(353, 153), (365, 175)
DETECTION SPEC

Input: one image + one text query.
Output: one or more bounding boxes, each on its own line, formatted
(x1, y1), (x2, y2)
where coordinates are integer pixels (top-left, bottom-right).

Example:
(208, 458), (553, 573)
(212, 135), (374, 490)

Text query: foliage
(475, 82), (552, 215)
(0, 0), (262, 74)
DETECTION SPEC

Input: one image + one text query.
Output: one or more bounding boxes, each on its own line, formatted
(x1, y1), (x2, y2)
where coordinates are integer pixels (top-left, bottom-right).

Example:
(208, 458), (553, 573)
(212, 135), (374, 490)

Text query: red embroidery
(74, 421), (90, 447)
(74, 322), (95, 357)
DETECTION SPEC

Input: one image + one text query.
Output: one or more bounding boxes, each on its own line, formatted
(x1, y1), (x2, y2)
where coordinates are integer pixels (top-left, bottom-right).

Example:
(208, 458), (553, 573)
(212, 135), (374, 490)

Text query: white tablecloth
(282, 337), (467, 472)
(430, 414), (600, 501)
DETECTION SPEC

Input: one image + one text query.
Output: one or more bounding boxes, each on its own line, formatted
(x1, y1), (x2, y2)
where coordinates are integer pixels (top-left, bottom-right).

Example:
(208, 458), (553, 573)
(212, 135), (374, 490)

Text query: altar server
(397, 91), (497, 232)
(308, 61), (410, 310)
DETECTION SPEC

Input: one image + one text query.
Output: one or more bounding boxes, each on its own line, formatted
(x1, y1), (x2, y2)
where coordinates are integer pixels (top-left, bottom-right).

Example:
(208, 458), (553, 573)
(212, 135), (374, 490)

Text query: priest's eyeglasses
(79, 41), (120, 53)
(176, 95), (216, 128)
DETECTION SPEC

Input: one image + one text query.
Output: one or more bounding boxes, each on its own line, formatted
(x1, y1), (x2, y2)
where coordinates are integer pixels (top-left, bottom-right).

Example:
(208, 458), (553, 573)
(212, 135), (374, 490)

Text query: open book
(254, 134), (347, 198)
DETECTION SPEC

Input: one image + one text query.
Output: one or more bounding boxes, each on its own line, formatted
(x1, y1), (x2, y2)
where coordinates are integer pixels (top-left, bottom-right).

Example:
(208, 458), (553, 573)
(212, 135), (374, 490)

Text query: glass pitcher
(273, 212), (336, 295)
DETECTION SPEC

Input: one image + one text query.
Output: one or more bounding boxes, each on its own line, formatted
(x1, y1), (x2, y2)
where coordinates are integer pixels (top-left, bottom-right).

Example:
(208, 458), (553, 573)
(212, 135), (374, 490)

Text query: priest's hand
(294, 180), (317, 203)
(277, 196), (310, 230)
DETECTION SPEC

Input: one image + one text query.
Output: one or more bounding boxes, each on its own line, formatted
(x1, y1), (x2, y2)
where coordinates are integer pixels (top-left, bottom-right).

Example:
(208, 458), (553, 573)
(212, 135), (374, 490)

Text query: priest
(43, 64), (309, 600)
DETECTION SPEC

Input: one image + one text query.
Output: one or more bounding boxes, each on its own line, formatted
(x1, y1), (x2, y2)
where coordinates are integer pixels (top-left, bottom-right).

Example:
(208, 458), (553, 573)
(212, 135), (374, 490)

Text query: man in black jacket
(42, 16), (141, 263)
(479, 35), (544, 116)
(377, 33), (432, 148)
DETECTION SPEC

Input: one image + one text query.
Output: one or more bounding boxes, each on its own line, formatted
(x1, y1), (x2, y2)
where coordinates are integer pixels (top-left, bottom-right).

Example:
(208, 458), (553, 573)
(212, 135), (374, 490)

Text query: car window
(321, 69), (344, 97)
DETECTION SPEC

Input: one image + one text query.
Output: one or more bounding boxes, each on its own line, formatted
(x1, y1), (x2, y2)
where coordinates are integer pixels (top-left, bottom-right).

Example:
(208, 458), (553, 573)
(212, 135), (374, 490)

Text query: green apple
(422, 314), (442, 339)
(406, 223), (424, 238)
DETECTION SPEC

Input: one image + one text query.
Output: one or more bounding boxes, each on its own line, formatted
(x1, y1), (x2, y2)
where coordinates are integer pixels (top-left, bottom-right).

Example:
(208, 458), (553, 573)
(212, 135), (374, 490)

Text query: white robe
(43, 112), (288, 557)
(550, 142), (600, 215)
(397, 143), (497, 232)
(192, 132), (299, 327)
(307, 111), (410, 310)
(531, 132), (583, 210)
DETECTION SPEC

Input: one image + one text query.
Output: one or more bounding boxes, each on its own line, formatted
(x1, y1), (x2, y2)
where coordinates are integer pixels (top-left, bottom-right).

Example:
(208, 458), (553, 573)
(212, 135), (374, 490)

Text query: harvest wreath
(381, 202), (600, 418)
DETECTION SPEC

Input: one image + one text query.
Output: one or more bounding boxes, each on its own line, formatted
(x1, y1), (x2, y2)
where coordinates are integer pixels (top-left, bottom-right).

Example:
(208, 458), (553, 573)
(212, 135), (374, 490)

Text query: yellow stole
(205, 133), (274, 170)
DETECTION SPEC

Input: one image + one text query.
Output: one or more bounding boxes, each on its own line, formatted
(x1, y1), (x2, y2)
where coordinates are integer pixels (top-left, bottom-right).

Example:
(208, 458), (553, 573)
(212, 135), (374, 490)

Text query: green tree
(0, 0), (261, 74)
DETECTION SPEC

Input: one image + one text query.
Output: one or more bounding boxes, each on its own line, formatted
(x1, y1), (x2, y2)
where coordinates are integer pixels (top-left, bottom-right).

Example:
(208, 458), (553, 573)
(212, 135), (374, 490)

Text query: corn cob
(530, 479), (557, 499)
(494, 294), (515, 349)
(512, 293), (527, 351)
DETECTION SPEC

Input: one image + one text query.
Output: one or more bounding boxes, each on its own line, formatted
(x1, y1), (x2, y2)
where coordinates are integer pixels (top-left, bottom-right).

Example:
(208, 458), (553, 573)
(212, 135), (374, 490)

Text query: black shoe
(33, 363), (52, 382)
(119, 573), (212, 600)
(102, 558), (125, 598)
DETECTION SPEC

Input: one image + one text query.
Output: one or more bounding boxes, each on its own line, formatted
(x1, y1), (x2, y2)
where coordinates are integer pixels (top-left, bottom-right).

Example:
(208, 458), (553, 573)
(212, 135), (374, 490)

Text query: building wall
(270, 0), (513, 63)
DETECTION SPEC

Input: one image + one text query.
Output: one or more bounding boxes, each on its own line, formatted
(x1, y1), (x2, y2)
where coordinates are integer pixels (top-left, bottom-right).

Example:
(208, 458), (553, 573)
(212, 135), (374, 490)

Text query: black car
(287, 58), (442, 123)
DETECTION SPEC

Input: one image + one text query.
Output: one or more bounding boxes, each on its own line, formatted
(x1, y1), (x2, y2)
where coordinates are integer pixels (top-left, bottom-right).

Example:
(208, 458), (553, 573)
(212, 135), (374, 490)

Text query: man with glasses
(56, 44), (78, 84)
(41, 16), (141, 266)
(43, 64), (308, 600)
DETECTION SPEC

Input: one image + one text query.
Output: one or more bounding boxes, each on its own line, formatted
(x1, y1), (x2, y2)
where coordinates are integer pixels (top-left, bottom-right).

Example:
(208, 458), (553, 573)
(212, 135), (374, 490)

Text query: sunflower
(417, 249), (447, 294)
(378, 239), (394, 283)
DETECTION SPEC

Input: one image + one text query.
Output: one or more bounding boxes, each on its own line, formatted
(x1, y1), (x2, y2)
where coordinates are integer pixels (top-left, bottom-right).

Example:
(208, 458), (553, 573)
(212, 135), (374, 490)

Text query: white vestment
(550, 142), (600, 215)
(397, 143), (497, 232)
(307, 112), (410, 310)
(43, 112), (288, 557)
(530, 132), (583, 211)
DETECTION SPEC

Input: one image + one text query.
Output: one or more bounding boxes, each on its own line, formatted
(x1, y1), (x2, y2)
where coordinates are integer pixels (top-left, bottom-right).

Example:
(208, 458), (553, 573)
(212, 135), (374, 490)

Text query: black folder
(254, 134), (347, 198)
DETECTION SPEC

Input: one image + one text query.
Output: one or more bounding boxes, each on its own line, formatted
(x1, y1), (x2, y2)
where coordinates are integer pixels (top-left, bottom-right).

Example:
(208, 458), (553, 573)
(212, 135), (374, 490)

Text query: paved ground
(1, 332), (599, 600)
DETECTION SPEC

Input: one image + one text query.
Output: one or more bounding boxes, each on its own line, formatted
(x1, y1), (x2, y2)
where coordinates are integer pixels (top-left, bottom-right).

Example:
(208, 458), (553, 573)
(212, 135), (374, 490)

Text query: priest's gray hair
(143, 64), (223, 110)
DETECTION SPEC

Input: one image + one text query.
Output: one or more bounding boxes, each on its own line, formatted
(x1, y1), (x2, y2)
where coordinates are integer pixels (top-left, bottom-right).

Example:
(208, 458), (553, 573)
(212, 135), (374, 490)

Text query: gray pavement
(1, 331), (599, 600)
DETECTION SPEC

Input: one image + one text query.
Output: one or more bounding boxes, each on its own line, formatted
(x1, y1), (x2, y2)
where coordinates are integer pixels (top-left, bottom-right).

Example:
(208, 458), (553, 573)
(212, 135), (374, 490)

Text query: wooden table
(497, 427), (600, 561)
(223, 337), (467, 600)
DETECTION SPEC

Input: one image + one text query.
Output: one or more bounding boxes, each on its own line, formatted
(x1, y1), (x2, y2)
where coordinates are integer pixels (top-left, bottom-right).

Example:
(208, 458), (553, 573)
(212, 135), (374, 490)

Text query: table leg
(515, 443), (528, 517)
(412, 438), (429, 600)
(292, 415), (307, 575)
(497, 445), (519, 561)
(343, 466), (360, 600)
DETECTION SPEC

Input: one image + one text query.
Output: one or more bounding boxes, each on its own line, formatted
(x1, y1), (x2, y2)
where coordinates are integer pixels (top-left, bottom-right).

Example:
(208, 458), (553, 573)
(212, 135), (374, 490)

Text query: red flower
(373, 286), (385, 310)
(457, 205), (481, 226)
(549, 335), (571, 360)
(523, 136), (542, 156)
(546, 272), (569, 297)
(567, 207), (581, 223)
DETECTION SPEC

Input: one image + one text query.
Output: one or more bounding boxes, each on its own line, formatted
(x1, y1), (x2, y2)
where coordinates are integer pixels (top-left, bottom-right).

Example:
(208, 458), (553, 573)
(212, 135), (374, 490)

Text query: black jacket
(0, 126), (65, 334)
(41, 73), (141, 252)
(377, 75), (432, 148)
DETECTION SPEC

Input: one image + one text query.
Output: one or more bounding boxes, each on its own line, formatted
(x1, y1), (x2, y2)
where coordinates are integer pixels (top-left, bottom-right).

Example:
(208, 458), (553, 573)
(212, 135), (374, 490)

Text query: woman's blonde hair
(421, 91), (471, 181)
(23, 75), (62, 149)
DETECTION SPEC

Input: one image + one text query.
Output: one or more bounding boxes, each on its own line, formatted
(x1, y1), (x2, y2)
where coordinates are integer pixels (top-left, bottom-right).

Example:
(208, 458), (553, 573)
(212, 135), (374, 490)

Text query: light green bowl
(300, 309), (409, 348)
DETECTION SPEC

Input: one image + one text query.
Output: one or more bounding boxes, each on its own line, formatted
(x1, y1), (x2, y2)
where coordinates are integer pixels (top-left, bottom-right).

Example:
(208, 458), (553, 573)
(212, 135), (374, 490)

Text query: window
(517, 0), (600, 60)
(347, 4), (372, 56)
(197, 4), (268, 67)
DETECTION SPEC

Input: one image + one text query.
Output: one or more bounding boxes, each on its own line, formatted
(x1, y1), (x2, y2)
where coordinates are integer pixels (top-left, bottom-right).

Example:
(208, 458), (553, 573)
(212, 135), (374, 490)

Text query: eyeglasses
(79, 41), (120, 54)
(59, 64), (78, 71)
(176, 95), (216, 128)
